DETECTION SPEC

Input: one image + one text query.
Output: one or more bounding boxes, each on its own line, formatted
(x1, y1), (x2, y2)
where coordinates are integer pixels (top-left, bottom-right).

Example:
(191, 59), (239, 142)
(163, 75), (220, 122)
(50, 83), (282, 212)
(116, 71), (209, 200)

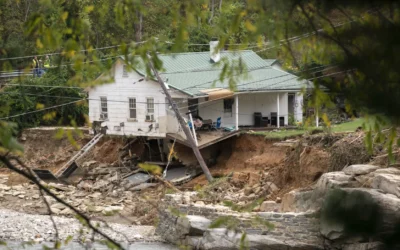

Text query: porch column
(277, 93), (280, 128)
(235, 95), (239, 130)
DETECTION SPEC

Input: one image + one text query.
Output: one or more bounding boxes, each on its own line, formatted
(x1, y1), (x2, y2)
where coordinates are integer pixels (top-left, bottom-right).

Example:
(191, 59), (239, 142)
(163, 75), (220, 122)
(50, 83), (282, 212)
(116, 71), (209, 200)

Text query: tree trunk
(209, 0), (215, 24)
(219, 0), (222, 10)
(134, 10), (143, 42)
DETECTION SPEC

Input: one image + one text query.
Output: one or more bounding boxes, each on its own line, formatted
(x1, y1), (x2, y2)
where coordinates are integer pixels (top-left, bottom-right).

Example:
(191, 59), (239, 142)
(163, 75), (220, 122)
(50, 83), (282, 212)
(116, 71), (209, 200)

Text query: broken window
(100, 97), (108, 119)
(129, 98), (136, 119)
(122, 64), (128, 77)
(223, 98), (234, 115)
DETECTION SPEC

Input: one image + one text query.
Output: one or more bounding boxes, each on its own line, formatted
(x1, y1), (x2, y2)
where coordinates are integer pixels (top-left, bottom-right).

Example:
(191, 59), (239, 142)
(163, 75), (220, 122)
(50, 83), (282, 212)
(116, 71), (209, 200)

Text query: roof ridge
(157, 50), (254, 56)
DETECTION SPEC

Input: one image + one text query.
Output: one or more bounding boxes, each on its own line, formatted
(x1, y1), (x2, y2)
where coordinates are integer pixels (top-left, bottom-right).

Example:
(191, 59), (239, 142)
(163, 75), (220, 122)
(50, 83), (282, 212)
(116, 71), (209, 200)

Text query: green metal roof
(131, 50), (310, 97)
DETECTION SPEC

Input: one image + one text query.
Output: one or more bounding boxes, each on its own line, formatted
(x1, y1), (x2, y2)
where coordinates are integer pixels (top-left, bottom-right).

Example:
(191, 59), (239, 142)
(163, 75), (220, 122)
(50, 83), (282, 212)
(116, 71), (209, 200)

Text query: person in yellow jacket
(32, 56), (39, 77)
(43, 55), (51, 70)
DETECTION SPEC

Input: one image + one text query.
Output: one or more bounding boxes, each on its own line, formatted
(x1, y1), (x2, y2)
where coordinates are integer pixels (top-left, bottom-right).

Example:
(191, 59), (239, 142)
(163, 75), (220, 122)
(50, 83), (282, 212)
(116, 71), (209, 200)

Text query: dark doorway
(188, 98), (199, 116)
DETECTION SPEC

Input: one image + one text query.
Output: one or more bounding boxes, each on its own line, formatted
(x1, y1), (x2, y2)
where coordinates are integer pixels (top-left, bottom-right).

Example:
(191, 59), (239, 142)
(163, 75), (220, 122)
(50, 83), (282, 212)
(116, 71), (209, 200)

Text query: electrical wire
(0, 100), (84, 120)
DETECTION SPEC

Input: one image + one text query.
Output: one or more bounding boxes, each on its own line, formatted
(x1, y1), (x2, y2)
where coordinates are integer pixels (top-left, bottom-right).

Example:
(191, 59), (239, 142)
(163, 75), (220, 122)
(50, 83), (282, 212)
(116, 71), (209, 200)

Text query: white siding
(198, 92), (297, 127)
(88, 60), (168, 137)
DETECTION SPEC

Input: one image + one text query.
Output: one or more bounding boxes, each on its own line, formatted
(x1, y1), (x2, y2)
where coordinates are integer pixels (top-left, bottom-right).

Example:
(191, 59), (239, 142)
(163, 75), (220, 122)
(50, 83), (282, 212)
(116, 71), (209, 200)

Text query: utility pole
(147, 54), (214, 183)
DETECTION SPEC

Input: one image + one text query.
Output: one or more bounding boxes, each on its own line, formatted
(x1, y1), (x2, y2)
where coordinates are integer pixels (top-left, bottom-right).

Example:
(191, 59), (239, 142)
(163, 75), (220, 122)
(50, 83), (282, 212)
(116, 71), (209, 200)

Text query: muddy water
(4, 242), (178, 249)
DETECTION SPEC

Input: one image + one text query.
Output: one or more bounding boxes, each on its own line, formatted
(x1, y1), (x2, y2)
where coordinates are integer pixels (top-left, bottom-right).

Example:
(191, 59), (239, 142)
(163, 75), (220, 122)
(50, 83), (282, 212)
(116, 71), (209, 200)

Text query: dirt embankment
(6, 128), (125, 185)
(185, 132), (377, 199)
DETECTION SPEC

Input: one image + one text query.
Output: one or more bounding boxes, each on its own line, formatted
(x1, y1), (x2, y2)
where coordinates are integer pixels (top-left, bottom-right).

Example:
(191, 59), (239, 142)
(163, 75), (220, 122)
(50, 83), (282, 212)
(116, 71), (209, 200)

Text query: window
(146, 98), (155, 121)
(122, 64), (128, 77)
(147, 98), (154, 114)
(223, 98), (234, 114)
(128, 98), (136, 119)
(100, 97), (108, 119)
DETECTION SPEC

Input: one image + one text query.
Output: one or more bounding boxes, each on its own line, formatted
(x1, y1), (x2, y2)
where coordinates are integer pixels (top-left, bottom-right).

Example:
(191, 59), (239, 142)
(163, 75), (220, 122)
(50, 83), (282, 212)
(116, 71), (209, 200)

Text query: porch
(167, 90), (304, 149)
(166, 129), (240, 149)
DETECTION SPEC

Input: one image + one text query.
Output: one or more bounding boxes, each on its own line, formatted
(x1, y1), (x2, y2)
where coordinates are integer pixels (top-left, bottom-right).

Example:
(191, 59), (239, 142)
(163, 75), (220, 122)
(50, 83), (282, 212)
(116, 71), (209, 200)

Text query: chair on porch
(211, 117), (222, 130)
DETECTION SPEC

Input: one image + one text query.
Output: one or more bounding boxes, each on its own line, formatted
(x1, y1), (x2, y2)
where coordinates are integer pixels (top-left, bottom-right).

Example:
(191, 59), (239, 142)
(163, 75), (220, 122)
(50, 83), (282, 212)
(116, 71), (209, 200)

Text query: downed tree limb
(153, 174), (181, 193)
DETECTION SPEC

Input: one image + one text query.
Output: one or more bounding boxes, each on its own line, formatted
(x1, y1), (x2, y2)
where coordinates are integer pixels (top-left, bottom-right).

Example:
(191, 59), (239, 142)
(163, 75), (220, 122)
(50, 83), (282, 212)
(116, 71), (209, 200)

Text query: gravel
(0, 209), (162, 243)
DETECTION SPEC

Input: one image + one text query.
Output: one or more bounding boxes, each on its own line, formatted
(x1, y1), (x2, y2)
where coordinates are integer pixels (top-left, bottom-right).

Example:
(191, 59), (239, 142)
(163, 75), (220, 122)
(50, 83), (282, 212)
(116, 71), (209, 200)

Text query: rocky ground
(0, 174), (161, 225)
(0, 209), (158, 243)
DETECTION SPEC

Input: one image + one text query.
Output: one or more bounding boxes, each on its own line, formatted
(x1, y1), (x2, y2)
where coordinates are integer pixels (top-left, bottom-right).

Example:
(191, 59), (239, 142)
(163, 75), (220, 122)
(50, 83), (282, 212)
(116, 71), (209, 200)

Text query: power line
(0, 100), (84, 120)
(0, 92), (170, 105)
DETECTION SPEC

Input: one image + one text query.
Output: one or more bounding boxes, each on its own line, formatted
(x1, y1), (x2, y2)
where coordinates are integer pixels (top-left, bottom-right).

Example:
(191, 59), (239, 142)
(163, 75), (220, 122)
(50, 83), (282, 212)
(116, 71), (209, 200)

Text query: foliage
(321, 189), (380, 238)
(0, 69), (88, 130)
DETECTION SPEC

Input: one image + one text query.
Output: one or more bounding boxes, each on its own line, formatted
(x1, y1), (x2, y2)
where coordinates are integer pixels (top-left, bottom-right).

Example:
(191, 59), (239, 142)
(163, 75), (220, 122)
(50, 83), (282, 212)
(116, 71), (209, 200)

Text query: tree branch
(0, 155), (125, 249)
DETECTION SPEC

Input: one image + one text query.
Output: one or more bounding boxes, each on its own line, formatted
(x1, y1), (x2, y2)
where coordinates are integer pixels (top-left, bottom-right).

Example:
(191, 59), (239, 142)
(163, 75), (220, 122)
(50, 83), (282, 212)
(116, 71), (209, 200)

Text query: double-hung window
(128, 98), (137, 120)
(122, 64), (128, 77)
(100, 97), (108, 119)
(146, 98), (155, 121)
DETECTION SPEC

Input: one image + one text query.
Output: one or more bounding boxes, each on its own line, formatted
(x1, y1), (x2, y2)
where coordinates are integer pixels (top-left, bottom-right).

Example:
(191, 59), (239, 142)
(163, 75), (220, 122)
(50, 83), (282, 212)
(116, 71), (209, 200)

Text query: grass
(251, 118), (366, 139)
(331, 118), (365, 133)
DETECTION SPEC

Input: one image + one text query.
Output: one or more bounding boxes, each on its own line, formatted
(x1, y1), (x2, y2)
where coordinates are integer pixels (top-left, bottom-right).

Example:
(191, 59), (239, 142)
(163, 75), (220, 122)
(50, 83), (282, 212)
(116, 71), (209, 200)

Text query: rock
(374, 167), (400, 175)
(243, 186), (253, 196)
(343, 164), (380, 176)
(316, 172), (356, 191)
(89, 192), (102, 199)
(88, 206), (104, 213)
(372, 173), (400, 198)
(248, 193), (256, 200)
(102, 206), (123, 215)
(275, 197), (282, 203)
(77, 181), (93, 191)
(338, 188), (400, 239)
(195, 201), (206, 206)
(0, 184), (11, 191)
(320, 216), (345, 240)
(197, 229), (324, 250)
(157, 212), (211, 244)
(281, 189), (315, 212)
(265, 182), (279, 193)
(32, 194), (40, 199)
(59, 208), (74, 215)
(254, 186), (262, 195)
(81, 160), (98, 168)
(260, 201), (280, 212)
(342, 242), (384, 250)
(18, 194), (25, 199)
(51, 203), (67, 210)
(50, 207), (61, 215)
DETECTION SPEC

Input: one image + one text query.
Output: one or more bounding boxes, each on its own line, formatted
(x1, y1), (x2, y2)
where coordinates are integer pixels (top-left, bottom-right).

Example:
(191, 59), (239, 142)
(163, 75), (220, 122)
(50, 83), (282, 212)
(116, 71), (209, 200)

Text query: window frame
(128, 97), (137, 121)
(146, 97), (155, 121)
(100, 96), (108, 120)
(223, 98), (234, 116)
(122, 64), (128, 77)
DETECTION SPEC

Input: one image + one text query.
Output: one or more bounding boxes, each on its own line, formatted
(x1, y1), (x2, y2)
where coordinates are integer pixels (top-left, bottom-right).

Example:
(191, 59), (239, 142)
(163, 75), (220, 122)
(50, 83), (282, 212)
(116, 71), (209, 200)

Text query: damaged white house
(87, 42), (310, 148)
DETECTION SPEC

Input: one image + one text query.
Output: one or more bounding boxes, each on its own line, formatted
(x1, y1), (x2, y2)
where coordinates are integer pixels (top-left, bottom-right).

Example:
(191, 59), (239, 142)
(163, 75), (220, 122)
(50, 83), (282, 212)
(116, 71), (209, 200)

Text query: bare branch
(0, 155), (125, 249)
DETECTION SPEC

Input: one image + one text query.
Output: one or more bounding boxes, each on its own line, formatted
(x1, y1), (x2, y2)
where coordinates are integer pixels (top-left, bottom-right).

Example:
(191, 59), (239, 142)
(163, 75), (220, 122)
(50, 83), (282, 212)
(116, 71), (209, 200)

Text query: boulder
(343, 165), (380, 176)
(316, 172), (356, 191)
(339, 188), (400, 239)
(342, 242), (384, 250)
(320, 217), (345, 240)
(50, 203), (67, 210)
(197, 229), (324, 250)
(156, 212), (211, 244)
(281, 189), (319, 212)
(265, 182), (279, 193)
(260, 201), (280, 212)
(371, 173), (400, 198)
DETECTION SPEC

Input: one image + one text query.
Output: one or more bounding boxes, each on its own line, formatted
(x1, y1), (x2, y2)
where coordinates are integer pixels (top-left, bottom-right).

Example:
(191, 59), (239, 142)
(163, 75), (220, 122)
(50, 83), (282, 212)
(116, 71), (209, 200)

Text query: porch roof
(130, 50), (311, 97)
